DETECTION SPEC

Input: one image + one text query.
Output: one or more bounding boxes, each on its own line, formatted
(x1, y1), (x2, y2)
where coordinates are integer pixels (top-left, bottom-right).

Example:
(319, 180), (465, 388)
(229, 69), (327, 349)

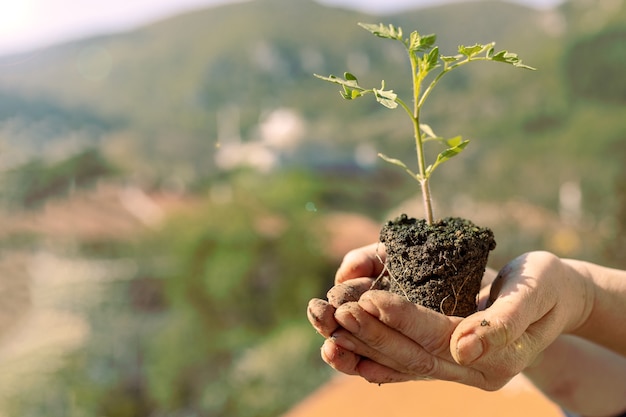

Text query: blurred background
(0, 0), (625, 415)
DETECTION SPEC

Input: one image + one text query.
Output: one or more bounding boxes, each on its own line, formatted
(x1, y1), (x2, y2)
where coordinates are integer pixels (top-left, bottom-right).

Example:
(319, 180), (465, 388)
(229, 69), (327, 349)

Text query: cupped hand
(307, 245), (593, 391)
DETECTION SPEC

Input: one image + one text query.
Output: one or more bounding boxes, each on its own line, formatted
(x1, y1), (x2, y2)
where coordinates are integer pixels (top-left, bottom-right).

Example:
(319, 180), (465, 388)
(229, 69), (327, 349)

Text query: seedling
(315, 23), (534, 224)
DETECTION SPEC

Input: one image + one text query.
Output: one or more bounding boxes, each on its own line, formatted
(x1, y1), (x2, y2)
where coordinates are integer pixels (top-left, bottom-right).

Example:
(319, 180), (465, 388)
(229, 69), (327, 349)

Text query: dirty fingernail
(456, 333), (484, 365)
(331, 333), (356, 351)
(321, 339), (337, 362)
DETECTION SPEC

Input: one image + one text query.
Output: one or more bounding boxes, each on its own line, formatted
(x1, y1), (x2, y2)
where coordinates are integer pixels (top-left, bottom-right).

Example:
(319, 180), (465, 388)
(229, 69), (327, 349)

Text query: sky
(0, 0), (563, 57)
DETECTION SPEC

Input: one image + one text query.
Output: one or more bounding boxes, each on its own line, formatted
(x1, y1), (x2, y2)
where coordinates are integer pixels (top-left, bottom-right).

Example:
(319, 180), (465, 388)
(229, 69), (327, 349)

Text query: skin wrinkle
(525, 335), (626, 416)
(455, 333), (485, 366)
(321, 339), (359, 375)
(307, 298), (338, 338)
(563, 259), (595, 334)
(404, 350), (438, 377)
(327, 277), (373, 306)
(334, 297), (456, 381)
(356, 358), (409, 385)
(471, 255), (562, 357)
(457, 287), (554, 366)
(308, 245), (626, 414)
(331, 321), (416, 377)
(360, 291), (456, 357)
(335, 243), (385, 285)
(336, 304), (401, 361)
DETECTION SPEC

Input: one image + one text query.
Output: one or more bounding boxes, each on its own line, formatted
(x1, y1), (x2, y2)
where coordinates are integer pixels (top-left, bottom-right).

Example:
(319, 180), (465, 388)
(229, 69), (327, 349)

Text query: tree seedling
(315, 23), (534, 225)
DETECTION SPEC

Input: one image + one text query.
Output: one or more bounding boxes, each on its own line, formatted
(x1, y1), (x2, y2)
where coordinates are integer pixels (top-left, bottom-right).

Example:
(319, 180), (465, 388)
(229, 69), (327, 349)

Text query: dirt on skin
(379, 214), (496, 317)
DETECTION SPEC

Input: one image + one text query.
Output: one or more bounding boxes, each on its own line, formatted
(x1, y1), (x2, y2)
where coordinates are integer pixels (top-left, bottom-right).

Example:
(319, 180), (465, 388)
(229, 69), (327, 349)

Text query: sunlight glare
(0, 2), (35, 37)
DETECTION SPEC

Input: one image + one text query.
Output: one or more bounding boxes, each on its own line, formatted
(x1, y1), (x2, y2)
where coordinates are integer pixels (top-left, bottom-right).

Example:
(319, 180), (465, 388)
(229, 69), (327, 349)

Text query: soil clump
(379, 214), (496, 317)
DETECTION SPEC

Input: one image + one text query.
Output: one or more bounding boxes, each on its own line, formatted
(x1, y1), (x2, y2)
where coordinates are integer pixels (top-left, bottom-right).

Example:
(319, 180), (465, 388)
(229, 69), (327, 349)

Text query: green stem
(419, 57), (487, 108)
(420, 178), (434, 224)
(418, 68), (450, 109)
(409, 49), (434, 224)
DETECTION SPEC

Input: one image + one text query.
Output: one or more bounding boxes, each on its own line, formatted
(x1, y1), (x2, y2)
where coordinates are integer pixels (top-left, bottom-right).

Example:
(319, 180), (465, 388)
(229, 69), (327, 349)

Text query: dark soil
(378, 214), (496, 317)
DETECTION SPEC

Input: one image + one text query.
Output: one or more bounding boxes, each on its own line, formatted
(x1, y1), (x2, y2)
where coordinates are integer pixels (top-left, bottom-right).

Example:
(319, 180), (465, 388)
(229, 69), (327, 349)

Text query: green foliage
(4, 170), (335, 417)
(0, 89), (120, 130)
(603, 142), (626, 267)
(1, 0), (624, 212)
(564, 27), (626, 104)
(138, 171), (332, 414)
(316, 22), (534, 223)
(4, 1), (626, 415)
(1, 148), (119, 208)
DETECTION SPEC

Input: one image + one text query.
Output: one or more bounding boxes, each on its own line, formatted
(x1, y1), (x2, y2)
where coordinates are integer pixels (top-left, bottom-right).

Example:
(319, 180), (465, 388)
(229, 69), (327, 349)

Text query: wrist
(561, 260), (626, 355)
(559, 258), (595, 334)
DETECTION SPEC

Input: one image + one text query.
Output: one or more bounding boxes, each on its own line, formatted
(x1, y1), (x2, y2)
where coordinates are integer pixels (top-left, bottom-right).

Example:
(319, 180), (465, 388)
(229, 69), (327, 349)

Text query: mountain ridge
(0, 0), (624, 214)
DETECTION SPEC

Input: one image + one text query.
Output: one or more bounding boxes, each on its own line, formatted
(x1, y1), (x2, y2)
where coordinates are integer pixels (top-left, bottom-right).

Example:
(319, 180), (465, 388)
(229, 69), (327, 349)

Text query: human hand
(307, 243), (386, 339)
(307, 243), (466, 383)
(307, 246), (593, 390)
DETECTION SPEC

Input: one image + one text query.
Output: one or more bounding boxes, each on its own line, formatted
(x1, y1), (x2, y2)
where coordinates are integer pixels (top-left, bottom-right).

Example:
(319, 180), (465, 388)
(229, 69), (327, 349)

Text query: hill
(2, 1), (626, 414)
(0, 0), (625, 218)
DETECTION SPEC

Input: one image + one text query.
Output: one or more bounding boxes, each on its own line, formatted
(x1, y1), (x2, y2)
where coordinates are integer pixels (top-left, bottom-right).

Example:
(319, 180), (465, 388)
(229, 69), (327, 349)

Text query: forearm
(564, 259), (626, 356)
(523, 335), (626, 417)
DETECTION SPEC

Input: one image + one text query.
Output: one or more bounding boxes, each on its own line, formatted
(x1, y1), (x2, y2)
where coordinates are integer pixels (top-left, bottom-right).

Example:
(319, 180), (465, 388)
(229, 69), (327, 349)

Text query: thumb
(450, 263), (548, 365)
(450, 301), (523, 366)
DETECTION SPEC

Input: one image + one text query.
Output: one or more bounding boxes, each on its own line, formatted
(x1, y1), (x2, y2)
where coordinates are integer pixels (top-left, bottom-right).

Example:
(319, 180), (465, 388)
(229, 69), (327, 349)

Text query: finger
(332, 307), (441, 379)
(451, 254), (559, 366)
(451, 295), (531, 366)
(308, 276), (386, 339)
(356, 357), (424, 384)
(334, 300), (479, 383)
(307, 298), (338, 338)
(327, 277), (377, 308)
(331, 327), (406, 371)
(322, 339), (419, 384)
(320, 338), (360, 376)
(335, 243), (386, 284)
(462, 311), (563, 387)
(358, 290), (461, 358)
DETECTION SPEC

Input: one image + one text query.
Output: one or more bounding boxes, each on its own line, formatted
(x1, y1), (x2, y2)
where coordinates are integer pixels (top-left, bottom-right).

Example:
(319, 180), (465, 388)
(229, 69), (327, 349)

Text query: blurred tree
(1, 148), (119, 208)
(142, 170), (334, 414)
(5, 170), (335, 417)
(564, 27), (626, 105)
(603, 142), (626, 268)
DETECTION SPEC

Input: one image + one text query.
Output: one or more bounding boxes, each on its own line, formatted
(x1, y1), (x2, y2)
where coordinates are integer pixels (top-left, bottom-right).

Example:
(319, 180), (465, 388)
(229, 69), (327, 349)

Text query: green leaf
(373, 89), (398, 109)
(420, 34), (437, 50)
(441, 54), (462, 63)
(377, 153), (408, 169)
(416, 47), (440, 75)
(358, 23), (403, 41)
(409, 31), (437, 52)
(408, 31), (420, 51)
(488, 49), (536, 70)
(373, 81), (398, 109)
(420, 123), (438, 139)
(445, 135), (464, 147)
(425, 139), (469, 177)
(314, 73), (360, 88)
(426, 46), (440, 70)
(344, 72), (358, 82)
(315, 72), (360, 86)
(339, 72), (361, 99)
(315, 73), (367, 101)
(459, 43), (489, 58)
(378, 153), (418, 179)
(341, 84), (361, 100)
